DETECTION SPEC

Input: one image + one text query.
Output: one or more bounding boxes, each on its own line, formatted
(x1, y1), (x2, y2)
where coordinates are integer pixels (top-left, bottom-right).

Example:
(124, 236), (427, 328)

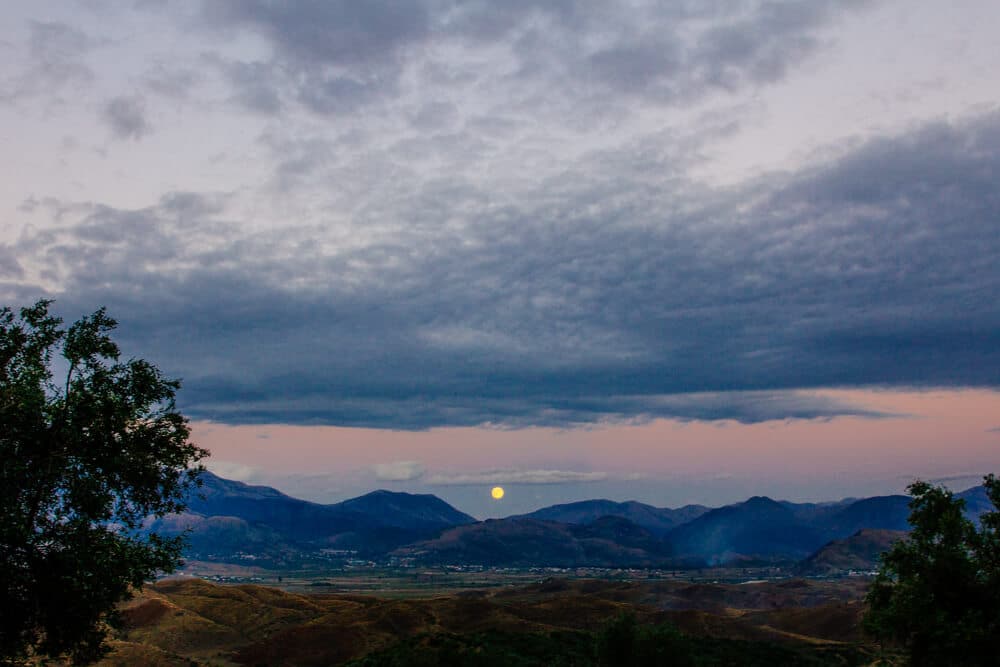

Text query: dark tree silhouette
(0, 301), (207, 664)
(864, 474), (1000, 665)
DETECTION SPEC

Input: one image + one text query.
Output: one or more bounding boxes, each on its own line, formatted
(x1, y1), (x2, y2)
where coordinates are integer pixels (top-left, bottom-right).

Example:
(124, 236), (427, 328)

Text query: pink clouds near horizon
(192, 388), (1000, 506)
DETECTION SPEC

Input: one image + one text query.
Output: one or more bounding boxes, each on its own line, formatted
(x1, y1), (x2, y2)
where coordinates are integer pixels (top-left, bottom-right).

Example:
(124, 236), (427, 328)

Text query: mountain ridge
(157, 472), (991, 569)
(513, 498), (709, 536)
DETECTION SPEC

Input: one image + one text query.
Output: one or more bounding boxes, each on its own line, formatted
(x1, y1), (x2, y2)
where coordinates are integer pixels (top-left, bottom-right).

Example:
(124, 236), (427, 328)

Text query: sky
(2, 0), (999, 518)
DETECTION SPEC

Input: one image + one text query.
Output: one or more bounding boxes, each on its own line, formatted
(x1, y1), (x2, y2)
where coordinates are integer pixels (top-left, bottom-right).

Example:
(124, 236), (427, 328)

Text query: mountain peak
(723, 496), (789, 516)
(744, 495), (780, 506)
(337, 488), (476, 529)
(195, 470), (292, 500)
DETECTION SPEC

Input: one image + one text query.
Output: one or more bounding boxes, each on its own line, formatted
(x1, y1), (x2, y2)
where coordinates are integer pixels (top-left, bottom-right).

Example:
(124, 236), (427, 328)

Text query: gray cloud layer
(199, 0), (868, 118)
(4, 0), (998, 429)
(8, 111), (999, 428)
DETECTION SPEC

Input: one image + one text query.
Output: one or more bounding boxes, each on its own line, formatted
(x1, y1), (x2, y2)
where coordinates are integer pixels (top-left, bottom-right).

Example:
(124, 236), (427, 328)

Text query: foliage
(864, 475), (1000, 665)
(595, 612), (693, 667)
(0, 300), (206, 664)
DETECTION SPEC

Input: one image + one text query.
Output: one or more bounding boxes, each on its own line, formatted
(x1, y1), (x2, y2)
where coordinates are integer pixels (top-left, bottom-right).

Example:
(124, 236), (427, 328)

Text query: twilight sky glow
(3, 1), (999, 517)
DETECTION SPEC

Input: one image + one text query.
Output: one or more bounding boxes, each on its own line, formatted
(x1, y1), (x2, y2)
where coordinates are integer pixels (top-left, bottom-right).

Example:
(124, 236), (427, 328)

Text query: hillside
(391, 516), (677, 567)
(100, 577), (877, 666)
(796, 529), (908, 576)
(663, 489), (986, 564)
(818, 495), (911, 536)
(666, 496), (827, 562)
(516, 499), (709, 536)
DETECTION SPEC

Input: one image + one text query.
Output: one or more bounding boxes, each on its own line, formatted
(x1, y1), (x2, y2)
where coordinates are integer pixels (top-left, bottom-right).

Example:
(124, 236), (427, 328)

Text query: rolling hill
(101, 577), (877, 666)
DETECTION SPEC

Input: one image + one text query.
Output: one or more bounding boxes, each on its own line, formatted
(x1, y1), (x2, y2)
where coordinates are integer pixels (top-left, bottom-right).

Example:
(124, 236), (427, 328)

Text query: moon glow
(491, 486), (505, 500)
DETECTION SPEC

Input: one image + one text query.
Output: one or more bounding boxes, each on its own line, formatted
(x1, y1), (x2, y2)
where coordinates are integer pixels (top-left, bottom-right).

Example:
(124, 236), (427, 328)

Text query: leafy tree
(864, 475), (1000, 665)
(0, 301), (207, 664)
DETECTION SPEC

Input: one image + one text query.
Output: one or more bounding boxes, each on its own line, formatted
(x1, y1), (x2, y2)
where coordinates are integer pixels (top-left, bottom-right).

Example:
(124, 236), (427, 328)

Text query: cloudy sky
(3, 0), (999, 517)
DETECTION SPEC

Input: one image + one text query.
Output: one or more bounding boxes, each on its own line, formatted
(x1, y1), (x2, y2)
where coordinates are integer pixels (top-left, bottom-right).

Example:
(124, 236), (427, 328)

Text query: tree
(594, 612), (694, 667)
(0, 300), (207, 664)
(864, 475), (1000, 665)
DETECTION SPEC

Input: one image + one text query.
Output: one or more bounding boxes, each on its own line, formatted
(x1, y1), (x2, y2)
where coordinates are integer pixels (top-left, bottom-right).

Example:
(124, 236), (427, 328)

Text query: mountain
(666, 496), (826, 562)
(338, 489), (475, 532)
(186, 472), (364, 543)
(515, 499), (709, 536)
(796, 529), (907, 576)
(958, 485), (993, 524)
(664, 486), (995, 564)
(392, 516), (677, 567)
(818, 495), (911, 536)
(778, 499), (853, 522)
(152, 473), (994, 567)
(154, 472), (475, 557)
(665, 494), (915, 563)
(146, 513), (291, 556)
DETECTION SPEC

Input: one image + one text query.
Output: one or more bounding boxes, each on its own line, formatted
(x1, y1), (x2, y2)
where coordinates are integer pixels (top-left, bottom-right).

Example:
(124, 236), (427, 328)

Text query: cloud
(0, 245), (23, 279)
(1, 21), (96, 103)
(205, 460), (262, 482)
(193, 0), (873, 118)
(102, 95), (152, 140)
(6, 108), (1000, 429)
(205, 0), (430, 67)
(217, 59), (282, 114)
(202, 0), (429, 115)
(144, 63), (201, 100)
(425, 469), (609, 486)
(373, 460), (425, 482)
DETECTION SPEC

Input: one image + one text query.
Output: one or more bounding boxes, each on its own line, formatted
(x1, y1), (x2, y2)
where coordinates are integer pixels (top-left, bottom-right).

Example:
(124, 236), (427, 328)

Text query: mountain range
(151, 472), (992, 572)
(148, 472), (476, 558)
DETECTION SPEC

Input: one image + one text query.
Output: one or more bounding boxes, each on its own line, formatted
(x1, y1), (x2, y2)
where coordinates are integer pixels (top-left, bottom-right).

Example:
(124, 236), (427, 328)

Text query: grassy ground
(96, 574), (887, 666)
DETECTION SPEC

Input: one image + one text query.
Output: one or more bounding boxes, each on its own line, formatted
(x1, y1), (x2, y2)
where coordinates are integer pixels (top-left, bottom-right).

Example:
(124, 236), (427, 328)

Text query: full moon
(491, 486), (505, 500)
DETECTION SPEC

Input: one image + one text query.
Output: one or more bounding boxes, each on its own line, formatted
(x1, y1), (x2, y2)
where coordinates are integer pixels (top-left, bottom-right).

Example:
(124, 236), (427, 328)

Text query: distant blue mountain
(154, 472), (475, 557)
(667, 496), (827, 562)
(818, 495), (911, 536)
(663, 486), (991, 562)
(337, 488), (477, 531)
(513, 499), (709, 536)
(154, 473), (994, 567)
(958, 485), (994, 524)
